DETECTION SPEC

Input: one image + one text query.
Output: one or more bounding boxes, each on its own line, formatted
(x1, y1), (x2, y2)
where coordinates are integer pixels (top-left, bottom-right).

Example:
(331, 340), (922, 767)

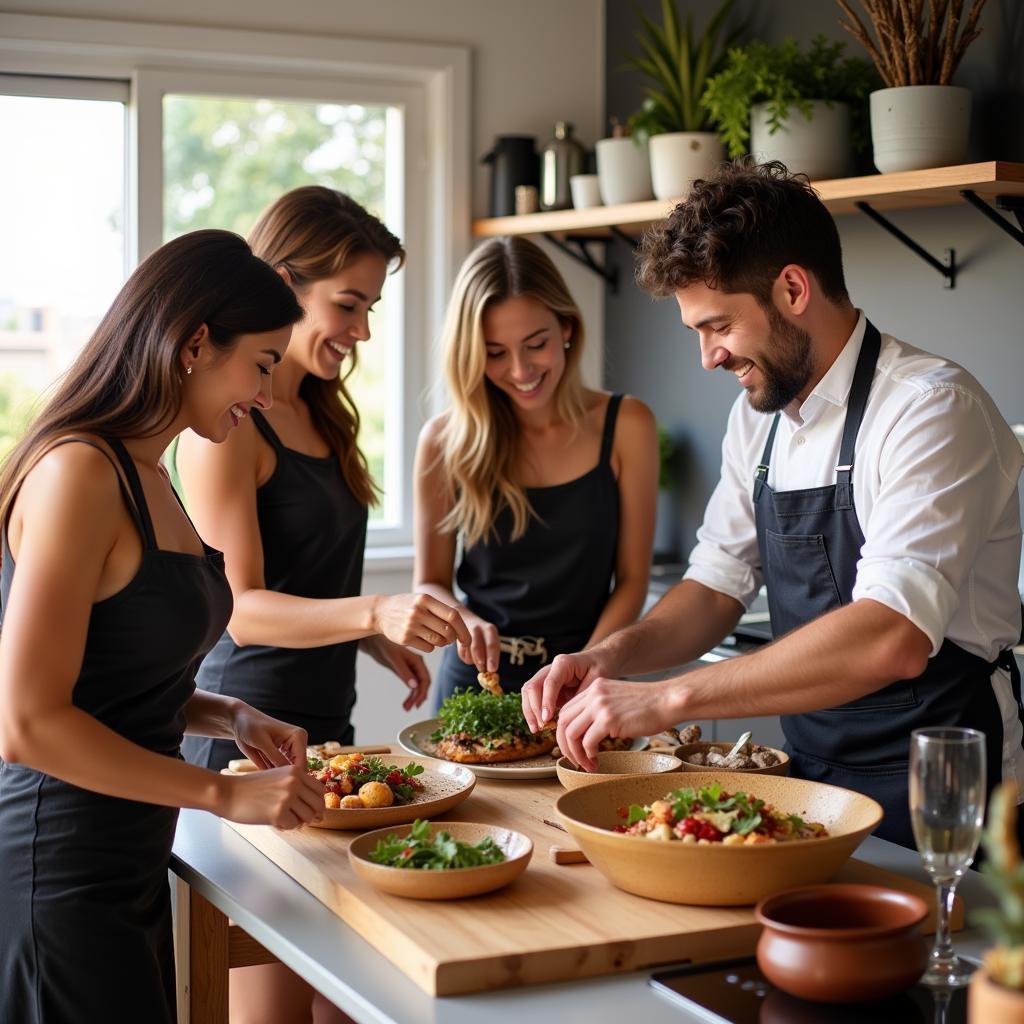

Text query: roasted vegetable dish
(613, 782), (828, 845)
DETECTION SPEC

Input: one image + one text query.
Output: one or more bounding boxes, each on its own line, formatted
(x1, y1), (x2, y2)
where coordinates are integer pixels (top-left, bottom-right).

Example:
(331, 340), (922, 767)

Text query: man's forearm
(667, 598), (932, 722)
(590, 579), (744, 678)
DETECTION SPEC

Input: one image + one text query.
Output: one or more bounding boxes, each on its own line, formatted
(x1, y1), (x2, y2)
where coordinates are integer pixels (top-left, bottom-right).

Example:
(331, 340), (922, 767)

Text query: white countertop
(171, 810), (995, 1024)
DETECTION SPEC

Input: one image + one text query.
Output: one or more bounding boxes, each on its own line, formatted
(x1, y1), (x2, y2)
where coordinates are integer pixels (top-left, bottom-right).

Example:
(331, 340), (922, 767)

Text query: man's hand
(362, 635), (431, 711)
(521, 650), (614, 732)
(556, 677), (680, 771)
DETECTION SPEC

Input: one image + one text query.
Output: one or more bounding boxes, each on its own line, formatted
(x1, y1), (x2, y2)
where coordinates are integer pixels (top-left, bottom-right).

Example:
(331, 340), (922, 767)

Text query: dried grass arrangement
(835, 0), (987, 87)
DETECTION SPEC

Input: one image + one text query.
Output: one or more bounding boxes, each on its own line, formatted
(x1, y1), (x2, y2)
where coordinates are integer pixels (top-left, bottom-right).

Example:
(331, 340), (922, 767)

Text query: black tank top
(0, 436), (232, 1024)
(455, 394), (622, 639)
(191, 409), (368, 732)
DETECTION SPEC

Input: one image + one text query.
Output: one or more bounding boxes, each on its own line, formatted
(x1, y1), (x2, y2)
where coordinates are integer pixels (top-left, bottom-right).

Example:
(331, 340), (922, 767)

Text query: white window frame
(0, 13), (470, 558)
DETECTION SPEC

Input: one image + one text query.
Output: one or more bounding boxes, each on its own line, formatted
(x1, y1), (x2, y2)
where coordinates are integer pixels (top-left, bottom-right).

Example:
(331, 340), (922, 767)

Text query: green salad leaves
(628, 783), (778, 837)
(367, 819), (507, 870)
(430, 688), (546, 743)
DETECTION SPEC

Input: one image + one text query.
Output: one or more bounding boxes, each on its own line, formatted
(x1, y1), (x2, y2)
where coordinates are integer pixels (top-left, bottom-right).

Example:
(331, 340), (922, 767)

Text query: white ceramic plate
(397, 719), (649, 780)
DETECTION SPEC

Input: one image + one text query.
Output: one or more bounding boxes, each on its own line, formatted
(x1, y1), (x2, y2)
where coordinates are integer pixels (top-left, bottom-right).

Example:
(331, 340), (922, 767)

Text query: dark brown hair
(636, 159), (849, 305)
(0, 229), (303, 527)
(248, 186), (405, 507)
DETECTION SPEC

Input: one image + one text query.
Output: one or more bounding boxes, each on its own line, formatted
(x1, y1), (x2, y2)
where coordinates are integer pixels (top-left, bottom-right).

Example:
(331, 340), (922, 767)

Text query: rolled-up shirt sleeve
(852, 384), (1024, 655)
(684, 396), (764, 608)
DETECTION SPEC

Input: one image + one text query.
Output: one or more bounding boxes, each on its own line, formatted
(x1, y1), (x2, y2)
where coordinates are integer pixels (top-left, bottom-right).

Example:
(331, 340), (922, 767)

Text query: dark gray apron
(753, 321), (1022, 848)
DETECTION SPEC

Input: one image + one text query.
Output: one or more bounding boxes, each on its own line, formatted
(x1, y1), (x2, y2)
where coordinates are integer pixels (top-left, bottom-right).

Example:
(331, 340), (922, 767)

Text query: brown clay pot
(755, 883), (928, 1003)
(968, 967), (1024, 1022)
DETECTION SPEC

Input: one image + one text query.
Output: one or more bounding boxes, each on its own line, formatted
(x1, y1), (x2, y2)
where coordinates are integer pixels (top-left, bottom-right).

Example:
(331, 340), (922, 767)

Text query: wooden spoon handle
(550, 846), (589, 865)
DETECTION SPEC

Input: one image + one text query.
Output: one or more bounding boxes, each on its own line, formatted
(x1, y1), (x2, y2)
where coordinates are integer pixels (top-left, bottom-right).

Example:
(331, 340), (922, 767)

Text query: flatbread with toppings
(428, 689), (555, 764)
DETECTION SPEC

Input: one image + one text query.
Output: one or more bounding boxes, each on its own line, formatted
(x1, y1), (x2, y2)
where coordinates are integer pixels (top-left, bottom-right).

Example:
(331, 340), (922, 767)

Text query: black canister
(481, 136), (539, 218)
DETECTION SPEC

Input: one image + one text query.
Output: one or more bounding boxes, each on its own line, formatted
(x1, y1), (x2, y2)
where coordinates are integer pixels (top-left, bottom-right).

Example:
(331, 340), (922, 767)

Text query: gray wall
(604, 0), (1024, 563)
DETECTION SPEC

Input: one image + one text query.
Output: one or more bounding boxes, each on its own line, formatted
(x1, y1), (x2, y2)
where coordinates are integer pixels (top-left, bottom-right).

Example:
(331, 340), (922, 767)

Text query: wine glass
(909, 727), (986, 988)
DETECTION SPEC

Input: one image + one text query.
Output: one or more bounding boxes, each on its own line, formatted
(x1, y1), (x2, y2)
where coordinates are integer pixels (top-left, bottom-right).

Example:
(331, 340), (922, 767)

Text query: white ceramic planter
(649, 131), (726, 200)
(870, 85), (971, 173)
(595, 135), (653, 206)
(750, 100), (851, 181)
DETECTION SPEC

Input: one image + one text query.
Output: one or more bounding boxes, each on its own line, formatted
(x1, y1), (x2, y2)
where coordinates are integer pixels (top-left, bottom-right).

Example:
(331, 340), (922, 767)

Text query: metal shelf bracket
(855, 200), (956, 288)
(960, 190), (1024, 247)
(542, 234), (618, 292)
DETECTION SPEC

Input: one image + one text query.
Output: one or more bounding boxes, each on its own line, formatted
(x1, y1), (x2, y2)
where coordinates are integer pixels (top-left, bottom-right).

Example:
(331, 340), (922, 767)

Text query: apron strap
(835, 321), (882, 509)
(996, 648), (1023, 715)
(753, 413), (782, 501)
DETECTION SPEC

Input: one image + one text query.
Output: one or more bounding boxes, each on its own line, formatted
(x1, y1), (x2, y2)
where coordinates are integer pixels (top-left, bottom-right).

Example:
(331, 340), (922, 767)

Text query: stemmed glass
(909, 727), (986, 988)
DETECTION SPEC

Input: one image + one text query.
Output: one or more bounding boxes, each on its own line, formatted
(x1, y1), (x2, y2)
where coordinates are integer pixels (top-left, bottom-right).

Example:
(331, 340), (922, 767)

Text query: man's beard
(745, 307), (814, 413)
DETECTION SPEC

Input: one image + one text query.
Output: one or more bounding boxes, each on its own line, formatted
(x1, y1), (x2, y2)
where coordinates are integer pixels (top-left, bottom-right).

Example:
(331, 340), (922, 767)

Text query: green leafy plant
(367, 819), (507, 870)
(974, 781), (1024, 989)
(701, 35), (880, 159)
(622, 0), (746, 143)
(430, 689), (546, 743)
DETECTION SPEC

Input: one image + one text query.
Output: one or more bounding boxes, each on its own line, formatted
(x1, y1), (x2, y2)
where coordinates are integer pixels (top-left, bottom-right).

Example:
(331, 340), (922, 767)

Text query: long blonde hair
(248, 186), (405, 507)
(438, 237), (586, 545)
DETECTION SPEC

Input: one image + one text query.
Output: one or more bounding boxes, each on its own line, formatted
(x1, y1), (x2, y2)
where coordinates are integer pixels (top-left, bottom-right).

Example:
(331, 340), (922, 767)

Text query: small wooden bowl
(673, 741), (790, 776)
(556, 750), (682, 790)
(348, 822), (533, 900)
(756, 883), (928, 1002)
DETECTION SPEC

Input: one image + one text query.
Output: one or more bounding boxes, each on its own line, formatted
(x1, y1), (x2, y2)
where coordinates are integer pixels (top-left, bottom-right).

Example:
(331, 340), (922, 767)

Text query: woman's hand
(455, 612), (501, 674)
(216, 765), (325, 829)
(361, 635), (431, 711)
(370, 593), (471, 653)
(231, 703), (308, 770)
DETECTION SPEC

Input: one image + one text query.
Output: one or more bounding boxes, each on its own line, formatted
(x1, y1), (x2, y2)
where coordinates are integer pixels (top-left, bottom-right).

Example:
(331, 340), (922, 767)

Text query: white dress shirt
(684, 312), (1024, 777)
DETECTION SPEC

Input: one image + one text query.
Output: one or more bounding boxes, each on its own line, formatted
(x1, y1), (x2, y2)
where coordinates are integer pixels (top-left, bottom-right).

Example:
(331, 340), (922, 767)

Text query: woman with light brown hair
(0, 229), (327, 1024)
(415, 236), (658, 701)
(177, 187), (468, 1022)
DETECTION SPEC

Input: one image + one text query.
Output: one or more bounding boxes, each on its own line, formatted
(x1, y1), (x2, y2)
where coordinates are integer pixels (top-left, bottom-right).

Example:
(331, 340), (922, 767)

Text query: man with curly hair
(522, 160), (1024, 848)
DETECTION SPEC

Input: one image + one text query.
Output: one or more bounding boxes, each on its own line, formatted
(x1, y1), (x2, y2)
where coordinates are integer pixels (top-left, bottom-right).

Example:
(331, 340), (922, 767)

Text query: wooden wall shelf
(472, 161), (1024, 238)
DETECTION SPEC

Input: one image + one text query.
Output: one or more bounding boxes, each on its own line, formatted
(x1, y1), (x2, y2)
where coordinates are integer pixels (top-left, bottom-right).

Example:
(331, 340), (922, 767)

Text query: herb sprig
(367, 819), (507, 870)
(430, 689), (547, 742)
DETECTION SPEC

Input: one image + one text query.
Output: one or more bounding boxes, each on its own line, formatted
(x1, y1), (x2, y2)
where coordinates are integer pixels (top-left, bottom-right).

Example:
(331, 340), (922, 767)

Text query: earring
(564, 342), (570, 350)
(186, 365), (193, 376)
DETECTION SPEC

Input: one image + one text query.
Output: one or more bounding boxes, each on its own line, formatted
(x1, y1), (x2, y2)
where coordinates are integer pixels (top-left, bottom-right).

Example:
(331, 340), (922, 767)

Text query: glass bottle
(540, 121), (586, 211)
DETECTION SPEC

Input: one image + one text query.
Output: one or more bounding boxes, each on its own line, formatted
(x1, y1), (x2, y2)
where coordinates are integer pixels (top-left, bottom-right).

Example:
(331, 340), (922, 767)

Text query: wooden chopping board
(226, 750), (958, 997)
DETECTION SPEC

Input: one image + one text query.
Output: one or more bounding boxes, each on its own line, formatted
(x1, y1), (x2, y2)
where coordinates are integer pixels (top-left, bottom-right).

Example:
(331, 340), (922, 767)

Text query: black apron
(753, 321), (1023, 849)
(0, 436), (232, 1024)
(436, 394), (623, 703)
(183, 408), (367, 771)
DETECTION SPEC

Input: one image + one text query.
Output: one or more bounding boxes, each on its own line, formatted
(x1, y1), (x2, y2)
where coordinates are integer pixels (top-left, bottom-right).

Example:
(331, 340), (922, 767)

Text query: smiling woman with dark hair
(0, 229), (328, 1024)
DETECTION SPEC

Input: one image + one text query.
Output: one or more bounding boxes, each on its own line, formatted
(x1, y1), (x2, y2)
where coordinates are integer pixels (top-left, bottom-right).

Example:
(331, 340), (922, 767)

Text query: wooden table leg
(185, 884), (230, 1024)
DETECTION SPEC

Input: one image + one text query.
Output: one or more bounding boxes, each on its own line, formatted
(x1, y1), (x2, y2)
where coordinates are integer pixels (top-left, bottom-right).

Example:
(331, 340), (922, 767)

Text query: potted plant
(836, 0), (987, 173)
(969, 780), (1024, 1020)
(620, 0), (745, 200)
(701, 35), (879, 181)
(595, 118), (654, 207)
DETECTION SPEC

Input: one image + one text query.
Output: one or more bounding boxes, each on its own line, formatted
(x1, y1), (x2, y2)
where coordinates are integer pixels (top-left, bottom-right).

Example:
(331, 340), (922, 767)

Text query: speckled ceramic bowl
(673, 741), (790, 777)
(555, 771), (882, 906)
(555, 750), (682, 790)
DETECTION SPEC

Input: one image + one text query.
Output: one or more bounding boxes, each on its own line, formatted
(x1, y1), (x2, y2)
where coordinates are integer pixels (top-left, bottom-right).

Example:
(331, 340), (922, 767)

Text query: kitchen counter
(170, 806), (995, 1024)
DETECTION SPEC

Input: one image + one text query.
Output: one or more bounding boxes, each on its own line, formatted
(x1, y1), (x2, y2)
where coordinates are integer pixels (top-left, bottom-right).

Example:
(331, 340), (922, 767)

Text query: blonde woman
(415, 237), (658, 702)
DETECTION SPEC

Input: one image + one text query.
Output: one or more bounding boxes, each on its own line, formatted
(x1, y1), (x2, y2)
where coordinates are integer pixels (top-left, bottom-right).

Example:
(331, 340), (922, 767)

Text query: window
(0, 17), (469, 551)
(162, 94), (404, 525)
(0, 75), (128, 459)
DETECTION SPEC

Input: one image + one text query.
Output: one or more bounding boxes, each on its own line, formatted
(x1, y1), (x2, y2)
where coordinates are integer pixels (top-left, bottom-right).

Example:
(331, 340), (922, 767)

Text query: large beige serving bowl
(556, 750), (682, 790)
(348, 822), (532, 899)
(673, 741), (790, 777)
(555, 771), (882, 906)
